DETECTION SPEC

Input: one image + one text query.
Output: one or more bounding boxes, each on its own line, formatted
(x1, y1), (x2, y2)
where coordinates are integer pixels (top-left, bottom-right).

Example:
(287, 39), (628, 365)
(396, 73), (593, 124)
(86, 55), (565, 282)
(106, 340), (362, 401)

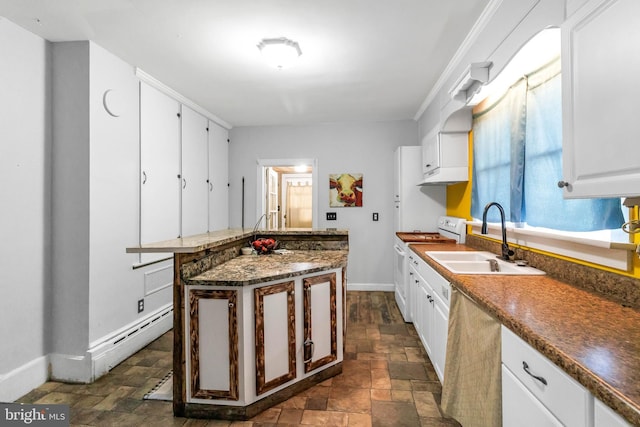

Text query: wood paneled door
(254, 281), (297, 395)
(303, 273), (337, 373)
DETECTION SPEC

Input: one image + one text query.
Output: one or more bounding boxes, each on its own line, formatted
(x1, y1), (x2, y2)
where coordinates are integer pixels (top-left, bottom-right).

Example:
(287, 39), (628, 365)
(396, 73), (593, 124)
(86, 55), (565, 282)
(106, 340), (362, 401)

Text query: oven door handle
(394, 245), (405, 256)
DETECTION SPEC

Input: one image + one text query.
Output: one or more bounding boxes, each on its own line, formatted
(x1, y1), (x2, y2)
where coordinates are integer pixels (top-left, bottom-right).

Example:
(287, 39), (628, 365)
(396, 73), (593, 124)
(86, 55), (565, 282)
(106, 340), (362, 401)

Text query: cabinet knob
(557, 180), (570, 188)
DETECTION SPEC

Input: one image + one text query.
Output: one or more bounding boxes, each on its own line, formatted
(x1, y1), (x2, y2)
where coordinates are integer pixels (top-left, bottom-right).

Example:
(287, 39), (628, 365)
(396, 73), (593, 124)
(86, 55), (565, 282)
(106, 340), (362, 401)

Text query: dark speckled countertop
(410, 243), (640, 426)
(187, 250), (348, 286)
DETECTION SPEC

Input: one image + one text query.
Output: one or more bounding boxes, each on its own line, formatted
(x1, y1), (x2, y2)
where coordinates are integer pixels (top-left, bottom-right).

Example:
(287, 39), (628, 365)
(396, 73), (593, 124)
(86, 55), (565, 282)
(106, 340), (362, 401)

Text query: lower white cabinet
(502, 326), (592, 427)
(502, 365), (563, 426)
(594, 398), (632, 427)
(410, 252), (451, 384)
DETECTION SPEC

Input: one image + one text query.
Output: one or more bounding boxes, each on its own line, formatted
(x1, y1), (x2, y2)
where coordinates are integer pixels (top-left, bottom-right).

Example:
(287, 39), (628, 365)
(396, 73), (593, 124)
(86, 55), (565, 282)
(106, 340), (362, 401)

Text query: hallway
(17, 291), (459, 426)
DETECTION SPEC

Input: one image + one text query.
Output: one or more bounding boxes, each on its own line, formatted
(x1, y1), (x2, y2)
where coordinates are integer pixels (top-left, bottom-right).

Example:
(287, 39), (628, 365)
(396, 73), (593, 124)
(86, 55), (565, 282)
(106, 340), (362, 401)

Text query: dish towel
(441, 288), (502, 427)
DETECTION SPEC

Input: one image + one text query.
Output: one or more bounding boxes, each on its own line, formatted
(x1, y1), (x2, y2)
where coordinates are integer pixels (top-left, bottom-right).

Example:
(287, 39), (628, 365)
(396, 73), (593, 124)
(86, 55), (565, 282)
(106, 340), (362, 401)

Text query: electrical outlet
(373, 212), (379, 221)
(327, 212), (337, 220)
(137, 299), (144, 313)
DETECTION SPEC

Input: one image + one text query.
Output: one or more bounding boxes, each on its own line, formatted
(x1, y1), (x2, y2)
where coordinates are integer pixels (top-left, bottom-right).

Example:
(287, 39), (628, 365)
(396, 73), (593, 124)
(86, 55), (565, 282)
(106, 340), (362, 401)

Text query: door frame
(256, 158), (318, 229)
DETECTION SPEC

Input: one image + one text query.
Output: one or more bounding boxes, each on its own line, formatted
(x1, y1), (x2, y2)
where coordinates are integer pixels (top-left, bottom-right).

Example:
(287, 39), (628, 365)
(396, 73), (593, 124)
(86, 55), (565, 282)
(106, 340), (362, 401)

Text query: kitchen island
(409, 241), (640, 426)
(127, 229), (348, 420)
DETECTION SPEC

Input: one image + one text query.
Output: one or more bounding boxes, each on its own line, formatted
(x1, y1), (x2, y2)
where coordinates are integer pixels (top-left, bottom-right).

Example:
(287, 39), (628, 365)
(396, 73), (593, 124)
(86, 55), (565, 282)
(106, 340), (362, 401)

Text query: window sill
(467, 220), (634, 271)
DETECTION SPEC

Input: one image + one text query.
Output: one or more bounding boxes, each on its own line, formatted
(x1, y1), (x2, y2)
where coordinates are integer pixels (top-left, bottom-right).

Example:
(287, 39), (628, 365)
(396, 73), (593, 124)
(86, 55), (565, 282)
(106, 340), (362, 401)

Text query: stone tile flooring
(17, 291), (460, 426)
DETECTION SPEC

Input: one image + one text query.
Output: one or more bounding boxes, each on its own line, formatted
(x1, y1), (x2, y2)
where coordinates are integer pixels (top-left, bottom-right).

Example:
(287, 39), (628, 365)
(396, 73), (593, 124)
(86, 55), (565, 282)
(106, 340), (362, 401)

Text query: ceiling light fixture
(257, 37), (302, 70)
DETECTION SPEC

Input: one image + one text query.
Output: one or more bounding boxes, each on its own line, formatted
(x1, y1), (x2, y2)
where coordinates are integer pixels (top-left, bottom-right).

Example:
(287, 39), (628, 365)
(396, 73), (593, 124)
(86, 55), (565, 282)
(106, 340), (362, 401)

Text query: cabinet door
(255, 281), (296, 395)
(561, 0), (640, 198)
(181, 106), (209, 237)
(303, 273), (337, 373)
(140, 82), (180, 251)
(207, 121), (229, 231)
(502, 365), (563, 427)
(188, 288), (239, 400)
(421, 132), (439, 176)
(594, 398), (631, 427)
(432, 296), (448, 383)
(416, 279), (433, 356)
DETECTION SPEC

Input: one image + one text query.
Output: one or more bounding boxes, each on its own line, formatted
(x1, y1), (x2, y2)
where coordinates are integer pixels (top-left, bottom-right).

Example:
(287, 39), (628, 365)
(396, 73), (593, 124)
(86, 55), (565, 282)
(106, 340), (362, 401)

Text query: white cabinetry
(140, 82), (229, 253)
(419, 131), (468, 185)
(208, 121), (229, 231)
(181, 106), (209, 237)
(594, 398), (631, 427)
(409, 252), (451, 383)
(501, 326), (592, 427)
(140, 82), (181, 249)
(560, 0), (640, 198)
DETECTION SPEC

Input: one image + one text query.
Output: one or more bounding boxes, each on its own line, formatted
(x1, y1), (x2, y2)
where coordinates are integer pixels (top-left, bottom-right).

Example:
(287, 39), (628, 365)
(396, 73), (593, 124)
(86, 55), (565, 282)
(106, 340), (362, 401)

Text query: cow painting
(329, 173), (363, 207)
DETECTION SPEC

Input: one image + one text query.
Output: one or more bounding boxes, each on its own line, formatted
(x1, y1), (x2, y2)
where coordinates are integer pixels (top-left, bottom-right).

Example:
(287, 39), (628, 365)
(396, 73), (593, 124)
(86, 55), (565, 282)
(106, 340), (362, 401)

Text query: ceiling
(0, 0), (491, 127)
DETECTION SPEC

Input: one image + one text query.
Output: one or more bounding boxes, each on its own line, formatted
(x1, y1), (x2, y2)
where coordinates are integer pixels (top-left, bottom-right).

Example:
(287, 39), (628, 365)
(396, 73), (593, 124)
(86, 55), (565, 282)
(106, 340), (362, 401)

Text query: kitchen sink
(424, 251), (546, 275)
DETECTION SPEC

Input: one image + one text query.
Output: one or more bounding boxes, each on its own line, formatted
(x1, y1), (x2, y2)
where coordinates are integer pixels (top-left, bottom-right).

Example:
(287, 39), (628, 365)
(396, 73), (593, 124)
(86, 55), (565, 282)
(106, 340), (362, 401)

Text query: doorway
(257, 159), (318, 230)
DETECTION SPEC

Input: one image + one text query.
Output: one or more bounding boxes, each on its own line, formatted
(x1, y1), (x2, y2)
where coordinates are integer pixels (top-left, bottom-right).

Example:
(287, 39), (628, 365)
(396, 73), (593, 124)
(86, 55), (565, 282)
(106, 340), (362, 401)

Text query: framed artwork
(329, 173), (363, 207)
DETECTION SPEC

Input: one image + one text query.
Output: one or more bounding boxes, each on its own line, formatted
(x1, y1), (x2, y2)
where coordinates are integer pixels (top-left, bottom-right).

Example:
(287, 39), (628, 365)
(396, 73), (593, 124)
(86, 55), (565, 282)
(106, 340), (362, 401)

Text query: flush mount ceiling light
(257, 37), (302, 69)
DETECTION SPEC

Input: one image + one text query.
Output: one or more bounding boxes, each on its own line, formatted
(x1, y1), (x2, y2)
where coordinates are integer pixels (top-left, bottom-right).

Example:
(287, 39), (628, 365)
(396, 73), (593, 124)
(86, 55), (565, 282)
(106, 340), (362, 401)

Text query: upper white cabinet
(140, 81), (229, 251)
(140, 82), (181, 246)
(419, 131), (468, 185)
(208, 121), (229, 232)
(181, 106), (209, 237)
(561, 0), (640, 198)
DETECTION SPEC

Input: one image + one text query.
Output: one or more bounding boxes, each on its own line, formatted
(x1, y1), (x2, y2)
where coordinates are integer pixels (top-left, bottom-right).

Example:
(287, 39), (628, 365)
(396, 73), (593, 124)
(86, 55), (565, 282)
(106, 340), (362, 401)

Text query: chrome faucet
(481, 202), (515, 261)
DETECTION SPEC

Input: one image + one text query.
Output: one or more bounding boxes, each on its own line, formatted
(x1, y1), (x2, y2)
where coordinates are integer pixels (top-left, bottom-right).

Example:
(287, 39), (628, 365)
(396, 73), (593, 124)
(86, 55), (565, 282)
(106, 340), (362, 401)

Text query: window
(471, 49), (624, 233)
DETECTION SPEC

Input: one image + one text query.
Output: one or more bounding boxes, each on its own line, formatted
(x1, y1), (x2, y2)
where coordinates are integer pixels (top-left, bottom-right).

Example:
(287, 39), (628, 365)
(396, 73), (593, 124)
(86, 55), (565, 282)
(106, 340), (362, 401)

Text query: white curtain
(286, 183), (312, 228)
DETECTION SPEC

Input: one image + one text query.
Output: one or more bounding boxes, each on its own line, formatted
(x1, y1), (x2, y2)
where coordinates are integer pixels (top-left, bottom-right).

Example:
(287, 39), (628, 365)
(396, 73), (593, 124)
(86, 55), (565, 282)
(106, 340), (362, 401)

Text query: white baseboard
(50, 305), (173, 383)
(346, 283), (395, 292)
(0, 355), (49, 403)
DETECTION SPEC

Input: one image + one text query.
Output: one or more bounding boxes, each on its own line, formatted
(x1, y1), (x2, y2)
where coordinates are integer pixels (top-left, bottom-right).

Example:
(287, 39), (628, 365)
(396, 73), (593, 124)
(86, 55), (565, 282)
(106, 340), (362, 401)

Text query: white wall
(229, 121), (423, 287)
(0, 17), (51, 401)
(49, 41), (173, 382)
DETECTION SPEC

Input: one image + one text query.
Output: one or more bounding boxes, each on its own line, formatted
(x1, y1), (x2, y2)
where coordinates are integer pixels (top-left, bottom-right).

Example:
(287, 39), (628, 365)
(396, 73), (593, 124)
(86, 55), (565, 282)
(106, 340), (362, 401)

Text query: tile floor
(17, 291), (460, 426)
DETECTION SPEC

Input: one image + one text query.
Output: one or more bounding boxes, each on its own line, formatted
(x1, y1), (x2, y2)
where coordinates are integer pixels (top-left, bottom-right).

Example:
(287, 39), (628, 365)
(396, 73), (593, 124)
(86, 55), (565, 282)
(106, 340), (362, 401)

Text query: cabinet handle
(522, 361), (547, 386)
(142, 171), (147, 184)
(304, 339), (315, 362)
(557, 180), (570, 189)
(426, 164), (432, 168)
(182, 178), (187, 189)
(209, 182), (213, 192)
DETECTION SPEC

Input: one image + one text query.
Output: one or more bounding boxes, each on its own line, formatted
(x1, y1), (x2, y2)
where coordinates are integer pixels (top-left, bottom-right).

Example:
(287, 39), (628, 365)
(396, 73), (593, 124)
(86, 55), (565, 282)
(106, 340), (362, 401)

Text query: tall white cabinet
(140, 83), (181, 246)
(181, 106), (210, 237)
(139, 81), (229, 254)
(560, 0), (640, 198)
(208, 121), (229, 231)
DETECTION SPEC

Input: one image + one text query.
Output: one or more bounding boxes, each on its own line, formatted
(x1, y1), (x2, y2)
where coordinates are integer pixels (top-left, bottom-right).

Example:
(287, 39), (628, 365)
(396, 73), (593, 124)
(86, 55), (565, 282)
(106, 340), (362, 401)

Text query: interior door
(266, 168), (279, 229)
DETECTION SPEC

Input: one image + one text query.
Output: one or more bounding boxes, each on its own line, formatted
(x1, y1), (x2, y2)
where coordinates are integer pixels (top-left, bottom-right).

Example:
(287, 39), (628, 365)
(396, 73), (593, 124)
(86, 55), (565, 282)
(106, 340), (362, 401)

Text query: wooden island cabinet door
(303, 273), (337, 373)
(254, 281), (297, 395)
(188, 288), (239, 400)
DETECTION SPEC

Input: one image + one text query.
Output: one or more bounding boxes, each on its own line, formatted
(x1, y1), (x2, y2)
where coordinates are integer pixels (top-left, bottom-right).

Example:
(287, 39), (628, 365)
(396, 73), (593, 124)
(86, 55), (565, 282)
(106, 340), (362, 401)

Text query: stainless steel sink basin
(424, 251), (546, 275)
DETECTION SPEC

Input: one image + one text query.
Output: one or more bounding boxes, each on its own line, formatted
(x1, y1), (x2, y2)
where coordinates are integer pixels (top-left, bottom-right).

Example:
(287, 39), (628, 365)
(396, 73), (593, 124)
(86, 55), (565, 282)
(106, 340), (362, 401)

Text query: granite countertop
(187, 250), (348, 287)
(409, 243), (640, 426)
(126, 228), (349, 254)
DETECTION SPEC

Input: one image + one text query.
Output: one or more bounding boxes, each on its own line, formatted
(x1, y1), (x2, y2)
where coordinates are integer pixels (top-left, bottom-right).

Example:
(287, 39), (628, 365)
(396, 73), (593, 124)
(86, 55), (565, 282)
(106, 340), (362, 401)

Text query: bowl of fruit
(250, 237), (278, 254)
